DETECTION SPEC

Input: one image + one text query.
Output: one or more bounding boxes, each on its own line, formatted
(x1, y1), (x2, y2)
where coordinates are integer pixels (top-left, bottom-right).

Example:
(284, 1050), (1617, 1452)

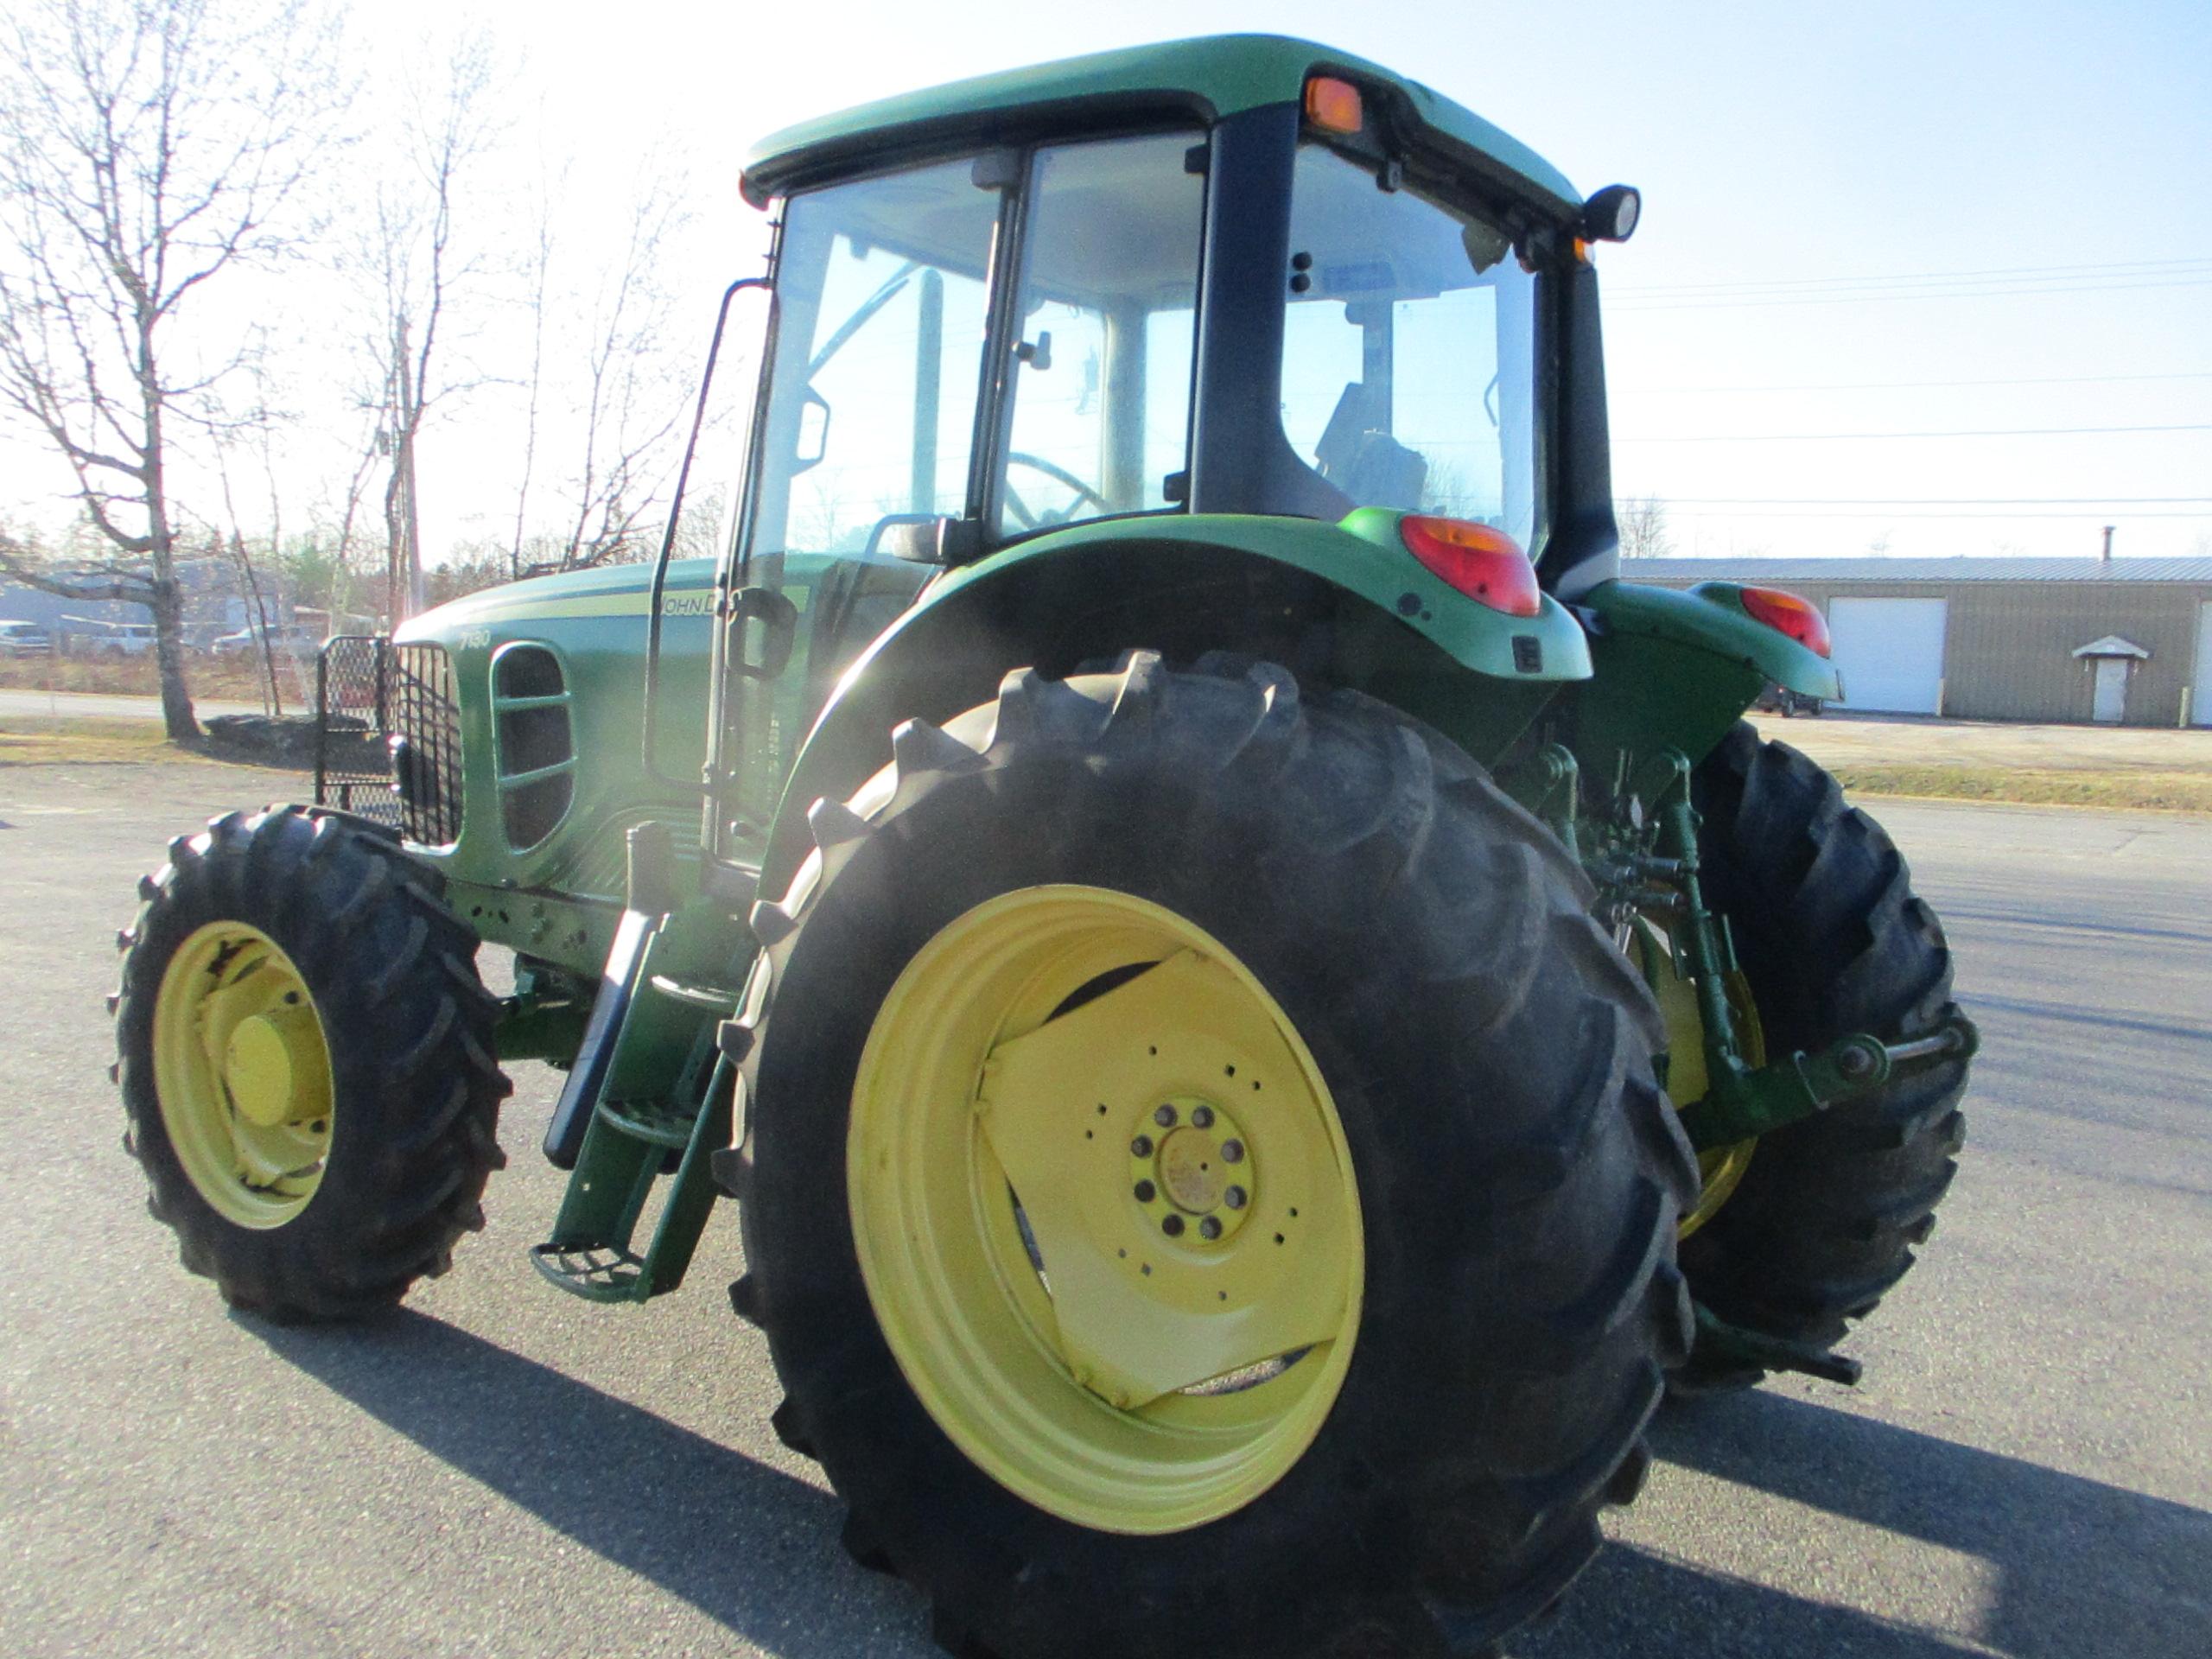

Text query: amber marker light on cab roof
(1738, 587), (1832, 658)
(1400, 517), (1542, 618)
(1304, 76), (1363, 135)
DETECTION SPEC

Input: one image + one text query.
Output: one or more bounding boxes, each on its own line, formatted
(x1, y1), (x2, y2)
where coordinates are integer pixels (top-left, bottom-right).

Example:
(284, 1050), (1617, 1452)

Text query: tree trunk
(150, 574), (198, 742)
(142, 403), (200, 744)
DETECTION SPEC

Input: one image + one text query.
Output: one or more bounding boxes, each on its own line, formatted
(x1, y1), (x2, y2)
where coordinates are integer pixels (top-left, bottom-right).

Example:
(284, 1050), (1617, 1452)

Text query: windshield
(749, 157), (999, 568)
(1281, 144), (1539, 550)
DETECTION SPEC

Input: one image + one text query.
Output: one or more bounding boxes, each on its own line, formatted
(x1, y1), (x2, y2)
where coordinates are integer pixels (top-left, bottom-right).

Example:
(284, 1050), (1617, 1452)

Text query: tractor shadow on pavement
(251, 1311), (2207, 1659)
(1519, 1388), (2209, 1658)
(255, 1309), (928, 1657)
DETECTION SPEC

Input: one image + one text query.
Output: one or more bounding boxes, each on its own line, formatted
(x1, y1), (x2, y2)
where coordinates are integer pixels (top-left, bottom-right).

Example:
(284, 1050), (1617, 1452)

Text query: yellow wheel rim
(1637, 918), (1764, 1237)
(848, 886), (1363, 1535)
(151, 920), (334, 1229)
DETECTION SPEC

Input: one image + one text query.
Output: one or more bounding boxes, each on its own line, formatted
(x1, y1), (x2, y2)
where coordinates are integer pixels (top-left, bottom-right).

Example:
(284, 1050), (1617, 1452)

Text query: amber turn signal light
(1400, 517), (1542, 617)
(1738, 587), (1831, 657)
(1304, 76), (1363, 136)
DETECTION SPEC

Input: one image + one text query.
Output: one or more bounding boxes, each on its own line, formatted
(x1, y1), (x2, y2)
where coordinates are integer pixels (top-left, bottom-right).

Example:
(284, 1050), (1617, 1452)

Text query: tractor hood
(393, 557), (717, 643)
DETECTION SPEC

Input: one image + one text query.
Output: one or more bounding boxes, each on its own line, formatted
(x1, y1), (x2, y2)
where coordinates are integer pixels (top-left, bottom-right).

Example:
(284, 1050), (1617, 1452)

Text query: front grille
(391, 642), (464, 845)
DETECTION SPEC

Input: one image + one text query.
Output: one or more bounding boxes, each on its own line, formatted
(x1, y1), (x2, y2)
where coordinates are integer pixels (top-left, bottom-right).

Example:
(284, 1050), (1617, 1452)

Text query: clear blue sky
(22, 0), (2199, 564)
(506, 0), (2209, 561)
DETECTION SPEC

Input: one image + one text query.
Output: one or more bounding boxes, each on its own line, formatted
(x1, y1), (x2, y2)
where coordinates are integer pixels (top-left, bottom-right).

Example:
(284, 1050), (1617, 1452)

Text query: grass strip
(1832, 764), (2212, 814)
(0, 717), (204, 767)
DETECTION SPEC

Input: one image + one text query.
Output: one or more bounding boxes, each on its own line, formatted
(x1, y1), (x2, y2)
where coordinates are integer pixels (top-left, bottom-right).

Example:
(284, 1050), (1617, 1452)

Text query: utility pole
(2101, 524), (2114, 563)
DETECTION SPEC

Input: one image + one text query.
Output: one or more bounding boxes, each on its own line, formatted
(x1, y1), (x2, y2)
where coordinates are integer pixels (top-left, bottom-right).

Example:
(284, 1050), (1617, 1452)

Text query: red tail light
(1738, 587), (1831, 658)
(1399, 517), (1541, 617)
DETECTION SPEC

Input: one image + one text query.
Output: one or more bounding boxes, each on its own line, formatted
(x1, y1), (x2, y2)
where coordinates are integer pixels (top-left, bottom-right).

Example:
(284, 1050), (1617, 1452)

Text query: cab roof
(741, 34), (1581, 214)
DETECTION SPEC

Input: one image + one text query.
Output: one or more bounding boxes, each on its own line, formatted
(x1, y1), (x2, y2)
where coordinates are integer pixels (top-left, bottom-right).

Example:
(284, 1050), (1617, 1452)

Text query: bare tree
(0, 0), (341, 740)
(353, 30), (503, 623)
(1617, 494), (1673, 560)
(542, 163), (696, 572)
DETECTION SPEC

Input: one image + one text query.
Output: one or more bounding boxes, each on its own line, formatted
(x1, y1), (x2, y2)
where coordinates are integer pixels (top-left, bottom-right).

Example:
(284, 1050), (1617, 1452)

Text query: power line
(1612, 370), (2212, 394)
(1616, 422), (2212, 442)
(1639, 495), (2212, 505)
(1655, 508), (2212, 519)
(1611, 276), (2212, 311)
(1609, 254), (2212, 296)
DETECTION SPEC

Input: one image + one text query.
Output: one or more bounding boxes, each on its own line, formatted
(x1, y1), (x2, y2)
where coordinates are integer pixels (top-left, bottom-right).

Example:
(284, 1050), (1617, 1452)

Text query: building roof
(1617, 556), (2212, 585)
(741, 35), (1581, 211)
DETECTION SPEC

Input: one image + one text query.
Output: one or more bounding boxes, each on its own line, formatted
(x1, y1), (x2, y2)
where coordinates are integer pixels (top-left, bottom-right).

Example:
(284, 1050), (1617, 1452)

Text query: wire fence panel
(315, 637), (401, 830)
(391, 642), (464, 845)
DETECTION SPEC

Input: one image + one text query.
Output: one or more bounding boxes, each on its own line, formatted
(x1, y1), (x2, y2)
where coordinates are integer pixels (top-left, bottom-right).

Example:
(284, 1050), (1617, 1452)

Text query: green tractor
(111, 36), (1974, 1657)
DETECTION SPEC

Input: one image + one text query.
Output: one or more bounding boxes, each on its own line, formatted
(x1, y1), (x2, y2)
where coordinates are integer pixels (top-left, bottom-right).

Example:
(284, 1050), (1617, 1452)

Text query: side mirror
(877, 515), (982, 567)
(1581, 184), (1641, 243)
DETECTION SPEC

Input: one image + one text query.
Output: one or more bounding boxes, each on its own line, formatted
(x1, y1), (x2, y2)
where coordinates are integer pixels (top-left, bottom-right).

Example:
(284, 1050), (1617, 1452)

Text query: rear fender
(758, 513), (1591, 895)
(1564, 579), (1844, 790)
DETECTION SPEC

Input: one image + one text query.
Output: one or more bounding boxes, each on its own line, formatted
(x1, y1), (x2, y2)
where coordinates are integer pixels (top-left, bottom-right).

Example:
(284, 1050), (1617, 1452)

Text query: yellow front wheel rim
(848, 886), (1363, 1535)
(151, 921), (334, 1229)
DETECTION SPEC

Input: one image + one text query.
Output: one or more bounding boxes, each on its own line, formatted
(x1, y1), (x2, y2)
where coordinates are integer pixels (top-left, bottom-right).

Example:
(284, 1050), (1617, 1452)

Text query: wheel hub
(223, 1004), (327, 1128)
(1132, 1098), (1253, 1241)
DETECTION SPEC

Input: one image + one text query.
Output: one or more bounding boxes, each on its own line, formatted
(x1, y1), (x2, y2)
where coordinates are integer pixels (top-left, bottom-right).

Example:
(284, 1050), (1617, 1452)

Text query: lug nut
(1134, 1179), (1157, 1204)
(1130, 1135), (1154, 1158)
(1221, 1140), (1244, 1164)
(1191, 1105), (1214, 1128)
(1154, 1103), (1178, 1128)
(1162, 1214), (1185, 1236)
(1198, 1217), (1222, 1240)
(1224, 1185), (1248, 1210)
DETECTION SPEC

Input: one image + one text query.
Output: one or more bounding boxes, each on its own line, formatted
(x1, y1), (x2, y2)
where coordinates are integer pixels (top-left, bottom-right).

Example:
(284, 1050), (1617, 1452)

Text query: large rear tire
(730, 654), (1698, 1658)
(1675, 724), (1969, 1388)
(113, 805), (510, 1320)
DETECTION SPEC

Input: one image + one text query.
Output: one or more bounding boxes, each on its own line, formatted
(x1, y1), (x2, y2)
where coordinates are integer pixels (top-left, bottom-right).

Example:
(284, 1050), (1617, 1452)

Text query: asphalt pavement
(0, 758), (2204, 1658)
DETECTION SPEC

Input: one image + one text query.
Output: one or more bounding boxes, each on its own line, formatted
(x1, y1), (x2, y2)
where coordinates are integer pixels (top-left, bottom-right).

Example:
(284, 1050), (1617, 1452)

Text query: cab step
(529, 1242), (649, 1302)
(597, 1095), (699, 1148)
(646, 974), (741, 1012)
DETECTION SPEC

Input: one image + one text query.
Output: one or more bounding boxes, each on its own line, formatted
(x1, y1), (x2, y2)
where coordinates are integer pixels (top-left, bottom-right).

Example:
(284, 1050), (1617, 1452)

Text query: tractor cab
(677, 37), (1632, 872)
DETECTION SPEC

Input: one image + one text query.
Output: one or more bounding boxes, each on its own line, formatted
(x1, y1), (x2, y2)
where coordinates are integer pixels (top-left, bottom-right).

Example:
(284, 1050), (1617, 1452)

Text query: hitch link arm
(1675, 1016), (1978, 1154)
(1643, 755), (1978, 1154)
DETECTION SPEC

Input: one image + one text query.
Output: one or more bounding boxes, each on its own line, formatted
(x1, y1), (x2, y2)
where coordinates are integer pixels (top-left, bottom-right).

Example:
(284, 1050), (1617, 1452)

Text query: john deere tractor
(111, 36), (1974, 1658)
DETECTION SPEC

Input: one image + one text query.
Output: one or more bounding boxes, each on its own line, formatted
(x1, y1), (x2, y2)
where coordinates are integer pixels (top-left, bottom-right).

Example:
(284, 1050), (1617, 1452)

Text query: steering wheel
(1002, 450), (1113, 531)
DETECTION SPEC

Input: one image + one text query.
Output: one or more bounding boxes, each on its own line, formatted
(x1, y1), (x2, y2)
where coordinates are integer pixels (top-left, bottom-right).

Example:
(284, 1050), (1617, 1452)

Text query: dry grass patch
(1832, 764), (2212, 815)
(0, 716), (206, 767)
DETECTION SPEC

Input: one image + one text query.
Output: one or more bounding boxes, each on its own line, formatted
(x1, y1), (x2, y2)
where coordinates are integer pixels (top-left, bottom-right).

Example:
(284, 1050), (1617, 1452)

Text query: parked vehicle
(79, 621), (158, 659)
(0, 620), (54, 658)
(1754, 677), (1826, 716)
(109, 37), (1975, 1658)
(210, 621), (321, 658)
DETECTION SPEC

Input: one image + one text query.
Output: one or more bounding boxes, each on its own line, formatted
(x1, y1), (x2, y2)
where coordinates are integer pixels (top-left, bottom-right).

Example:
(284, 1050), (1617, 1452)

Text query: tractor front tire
(730, 654), (1699, 1659)
(1676, 724), (1969, 1389)
(113, 805), (510, 1320)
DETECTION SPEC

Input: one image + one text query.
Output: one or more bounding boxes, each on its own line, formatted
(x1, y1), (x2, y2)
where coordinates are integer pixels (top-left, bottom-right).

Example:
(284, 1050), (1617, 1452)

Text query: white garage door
(1829, 598), (1948, 715)
(2196, 602), (2212, 727)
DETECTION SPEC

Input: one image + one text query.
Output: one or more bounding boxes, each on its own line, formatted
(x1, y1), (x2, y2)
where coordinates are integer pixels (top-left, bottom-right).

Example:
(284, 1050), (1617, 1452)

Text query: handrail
(641, 276), (771, 791)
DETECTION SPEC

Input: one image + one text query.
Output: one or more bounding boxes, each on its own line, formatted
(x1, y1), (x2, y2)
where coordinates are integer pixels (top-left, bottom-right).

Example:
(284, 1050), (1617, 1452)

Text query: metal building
(1618, 557), (2212, 728)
